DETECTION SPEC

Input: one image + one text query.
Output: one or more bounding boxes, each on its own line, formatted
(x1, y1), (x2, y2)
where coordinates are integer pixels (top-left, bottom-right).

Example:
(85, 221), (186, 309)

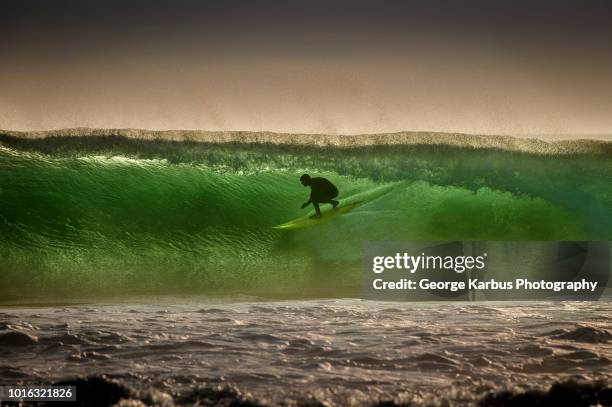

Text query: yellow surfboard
(272, 201), (364, 230)
(273, 183), (395, 230)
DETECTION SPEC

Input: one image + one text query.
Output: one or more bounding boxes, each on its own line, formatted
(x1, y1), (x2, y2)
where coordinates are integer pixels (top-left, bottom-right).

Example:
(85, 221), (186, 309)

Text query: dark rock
(479, 379), (612, 407)
(49, 376), (132, 407)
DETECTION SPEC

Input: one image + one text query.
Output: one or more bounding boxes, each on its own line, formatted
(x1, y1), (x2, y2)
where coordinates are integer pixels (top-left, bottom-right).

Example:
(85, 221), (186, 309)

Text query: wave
(3, 127), (612, 154)
(1, 132), (611, 299)
(32, 376), (611, 407)
(549, 326), (612, 343)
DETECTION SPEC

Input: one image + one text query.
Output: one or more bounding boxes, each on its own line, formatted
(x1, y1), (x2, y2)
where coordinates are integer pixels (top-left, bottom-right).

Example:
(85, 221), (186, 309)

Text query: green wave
(1, 135), (611, 299)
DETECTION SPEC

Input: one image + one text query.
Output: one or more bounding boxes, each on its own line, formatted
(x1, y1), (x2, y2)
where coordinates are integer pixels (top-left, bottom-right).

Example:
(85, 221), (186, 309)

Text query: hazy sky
(1, 0), (612, 136)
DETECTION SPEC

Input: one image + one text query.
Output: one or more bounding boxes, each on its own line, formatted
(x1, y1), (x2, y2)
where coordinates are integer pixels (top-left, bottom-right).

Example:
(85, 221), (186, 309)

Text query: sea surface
(1, 131), (611, 405)
(1, 299), (611, 406)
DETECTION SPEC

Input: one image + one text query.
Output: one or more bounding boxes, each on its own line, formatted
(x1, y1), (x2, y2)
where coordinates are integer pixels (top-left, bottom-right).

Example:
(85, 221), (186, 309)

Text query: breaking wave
(1, 131), (611, 299)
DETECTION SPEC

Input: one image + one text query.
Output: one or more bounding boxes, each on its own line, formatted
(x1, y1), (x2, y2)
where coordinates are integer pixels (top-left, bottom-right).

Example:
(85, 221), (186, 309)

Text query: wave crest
(3, 128), (612, 155)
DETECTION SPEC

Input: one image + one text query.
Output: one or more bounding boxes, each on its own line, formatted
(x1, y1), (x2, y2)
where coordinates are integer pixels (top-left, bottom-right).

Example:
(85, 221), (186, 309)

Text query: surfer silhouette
(300, 174), (339, 218)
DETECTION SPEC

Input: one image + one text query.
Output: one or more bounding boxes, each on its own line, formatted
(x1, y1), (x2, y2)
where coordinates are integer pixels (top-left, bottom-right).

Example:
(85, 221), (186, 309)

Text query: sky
(1, 0), (612, 136)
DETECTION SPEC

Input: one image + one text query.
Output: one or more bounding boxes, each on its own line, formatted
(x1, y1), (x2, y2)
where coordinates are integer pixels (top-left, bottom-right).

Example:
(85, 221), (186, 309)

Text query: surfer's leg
(320, 197), (339, 209)
(311, 202), (322, 218)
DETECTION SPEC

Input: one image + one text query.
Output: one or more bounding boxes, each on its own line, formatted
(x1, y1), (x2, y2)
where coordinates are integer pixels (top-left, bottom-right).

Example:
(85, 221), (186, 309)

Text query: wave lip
(3, 128), (612, 155)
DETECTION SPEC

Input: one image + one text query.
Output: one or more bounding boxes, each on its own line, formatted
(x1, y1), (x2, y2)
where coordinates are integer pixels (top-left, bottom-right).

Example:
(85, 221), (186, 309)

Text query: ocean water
(1, 132), (612, 406)
(1, 132), (612, 300)
(1, 299), (611, 406)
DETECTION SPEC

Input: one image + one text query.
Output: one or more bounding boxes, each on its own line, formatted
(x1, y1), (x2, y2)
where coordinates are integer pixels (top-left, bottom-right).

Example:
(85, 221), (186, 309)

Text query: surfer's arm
(301, 199), (311, 209)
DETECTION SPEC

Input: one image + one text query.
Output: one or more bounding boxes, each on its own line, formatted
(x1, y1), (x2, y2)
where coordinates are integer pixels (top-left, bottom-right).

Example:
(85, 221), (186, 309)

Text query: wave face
(1, 134), (612, 299)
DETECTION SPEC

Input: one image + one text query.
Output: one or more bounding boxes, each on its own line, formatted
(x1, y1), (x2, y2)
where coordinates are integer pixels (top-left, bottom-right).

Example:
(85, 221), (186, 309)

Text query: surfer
(300, 174), (339, 218)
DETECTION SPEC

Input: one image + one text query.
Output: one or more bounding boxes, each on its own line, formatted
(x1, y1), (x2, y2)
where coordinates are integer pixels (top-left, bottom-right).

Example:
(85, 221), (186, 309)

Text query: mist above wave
(3, 128), (612, 155)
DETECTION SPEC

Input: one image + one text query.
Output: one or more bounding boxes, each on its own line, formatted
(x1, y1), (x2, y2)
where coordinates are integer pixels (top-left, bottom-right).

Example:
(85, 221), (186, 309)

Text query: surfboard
(273, 184), (395, 230)
(272, 201), (364, 230)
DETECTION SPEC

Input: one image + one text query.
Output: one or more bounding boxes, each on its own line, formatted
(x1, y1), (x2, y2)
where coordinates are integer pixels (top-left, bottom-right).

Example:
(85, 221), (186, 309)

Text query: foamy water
(1, 299), (611, 406)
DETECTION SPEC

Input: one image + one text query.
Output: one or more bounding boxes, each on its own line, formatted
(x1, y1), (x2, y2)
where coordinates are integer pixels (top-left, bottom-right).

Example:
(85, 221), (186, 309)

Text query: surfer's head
(300, 174), (311, 186)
